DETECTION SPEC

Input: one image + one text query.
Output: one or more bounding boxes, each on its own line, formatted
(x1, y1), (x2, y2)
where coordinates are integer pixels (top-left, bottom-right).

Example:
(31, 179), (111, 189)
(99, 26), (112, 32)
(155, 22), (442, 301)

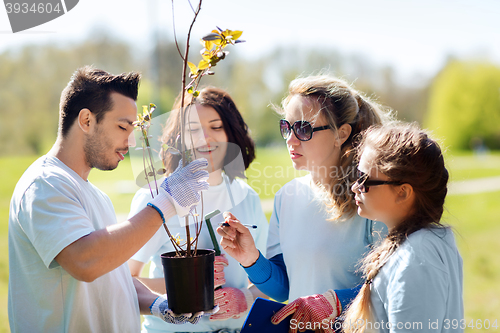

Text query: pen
(219, 222), (258, 229)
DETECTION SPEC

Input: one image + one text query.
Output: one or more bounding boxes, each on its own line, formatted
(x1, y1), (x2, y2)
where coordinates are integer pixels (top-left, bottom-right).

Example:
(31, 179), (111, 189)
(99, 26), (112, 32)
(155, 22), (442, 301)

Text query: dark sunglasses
(354, 170), (402, 193)
(280, 119), (330, 141)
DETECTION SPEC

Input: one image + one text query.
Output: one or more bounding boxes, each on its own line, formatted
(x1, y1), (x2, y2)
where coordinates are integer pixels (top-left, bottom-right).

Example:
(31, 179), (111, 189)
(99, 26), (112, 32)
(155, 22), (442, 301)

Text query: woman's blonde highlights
(281, 75), (392, 220)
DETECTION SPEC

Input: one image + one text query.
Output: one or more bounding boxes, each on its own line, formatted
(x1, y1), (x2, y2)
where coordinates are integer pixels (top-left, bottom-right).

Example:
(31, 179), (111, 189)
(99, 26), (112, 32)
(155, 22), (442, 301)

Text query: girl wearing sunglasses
(218, 75), (391, 329)
(343, 122), (463, 332)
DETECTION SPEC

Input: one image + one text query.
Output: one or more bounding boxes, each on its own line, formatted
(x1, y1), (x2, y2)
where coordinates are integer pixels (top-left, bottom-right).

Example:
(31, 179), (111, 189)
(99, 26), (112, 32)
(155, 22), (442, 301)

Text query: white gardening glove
(150, 295), (219, 325)
(271, 290), (341, 333)
(209, 287), (254, 321)
(150, 295), (200, 324)
(148, 158), (209, 219)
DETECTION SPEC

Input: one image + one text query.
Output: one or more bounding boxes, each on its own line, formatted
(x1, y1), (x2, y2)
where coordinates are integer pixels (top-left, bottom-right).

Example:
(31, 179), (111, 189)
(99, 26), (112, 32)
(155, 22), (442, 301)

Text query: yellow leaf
(187, 61), (198, 75)
(204, 40), (214, 51)
(147, 105), (156, 119)
(213, 38), (223, 46)
(228, 30), (243, 40)
(201, 51), (211, 62)
(198, 59), (210, 70)
(143, 105), (155, 121)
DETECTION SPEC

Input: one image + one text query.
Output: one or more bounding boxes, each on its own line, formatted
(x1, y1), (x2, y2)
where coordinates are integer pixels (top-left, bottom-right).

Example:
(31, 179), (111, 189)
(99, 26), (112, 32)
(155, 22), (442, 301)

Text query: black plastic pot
(160, 249), (215, 314)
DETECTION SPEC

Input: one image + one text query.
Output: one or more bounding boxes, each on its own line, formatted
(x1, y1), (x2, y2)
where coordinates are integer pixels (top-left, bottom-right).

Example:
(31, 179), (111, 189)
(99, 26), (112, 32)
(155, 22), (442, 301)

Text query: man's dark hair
(58, 66), (141, 137)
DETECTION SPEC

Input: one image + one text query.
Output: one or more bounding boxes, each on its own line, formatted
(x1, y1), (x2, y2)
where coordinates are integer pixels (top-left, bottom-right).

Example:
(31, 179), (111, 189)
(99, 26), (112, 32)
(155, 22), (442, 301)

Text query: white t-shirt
(369, 227), (464, 333)
(267, 174), (387, 302)
(130, 174), (269, 333)
(8, 156), (140, 333)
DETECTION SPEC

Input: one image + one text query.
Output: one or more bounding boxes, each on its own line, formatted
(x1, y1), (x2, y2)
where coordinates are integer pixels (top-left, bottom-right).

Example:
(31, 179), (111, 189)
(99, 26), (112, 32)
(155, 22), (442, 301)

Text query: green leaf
(162, 144), (180, 156)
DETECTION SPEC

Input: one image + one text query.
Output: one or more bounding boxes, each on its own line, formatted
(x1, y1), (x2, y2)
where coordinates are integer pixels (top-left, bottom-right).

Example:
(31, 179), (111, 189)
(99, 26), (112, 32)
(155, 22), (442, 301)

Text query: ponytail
(343, 122), (449, 332)
(343, 235), (402, 332)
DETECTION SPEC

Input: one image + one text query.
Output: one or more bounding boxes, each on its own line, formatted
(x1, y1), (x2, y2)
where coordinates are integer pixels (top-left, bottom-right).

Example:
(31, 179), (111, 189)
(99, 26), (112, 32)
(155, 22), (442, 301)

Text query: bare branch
(171, 0), (185, 61)
(179, 0), (203, 256)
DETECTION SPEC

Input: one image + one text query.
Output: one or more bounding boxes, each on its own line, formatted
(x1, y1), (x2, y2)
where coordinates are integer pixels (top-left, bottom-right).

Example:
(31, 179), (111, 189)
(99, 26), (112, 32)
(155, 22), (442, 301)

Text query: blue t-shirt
(247, 175), (386, 303)
(369, 227), (464, 333)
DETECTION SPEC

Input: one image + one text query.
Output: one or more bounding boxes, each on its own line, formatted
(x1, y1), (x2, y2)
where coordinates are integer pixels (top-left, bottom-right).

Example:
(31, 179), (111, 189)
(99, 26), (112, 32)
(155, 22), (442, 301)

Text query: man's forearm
(55, 205), (174, 282)
(134, 276), (166, 295)
(133, 278), (161, 315)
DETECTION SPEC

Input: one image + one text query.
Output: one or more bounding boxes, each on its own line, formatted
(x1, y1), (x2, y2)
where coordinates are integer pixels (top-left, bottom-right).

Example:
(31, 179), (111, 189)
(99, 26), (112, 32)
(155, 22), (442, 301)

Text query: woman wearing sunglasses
(218, 75), (391, 330)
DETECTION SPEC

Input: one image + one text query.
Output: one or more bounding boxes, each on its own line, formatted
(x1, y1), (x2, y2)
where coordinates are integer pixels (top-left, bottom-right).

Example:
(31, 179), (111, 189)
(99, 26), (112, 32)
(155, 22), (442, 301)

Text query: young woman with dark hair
(128, 86), (269, 333)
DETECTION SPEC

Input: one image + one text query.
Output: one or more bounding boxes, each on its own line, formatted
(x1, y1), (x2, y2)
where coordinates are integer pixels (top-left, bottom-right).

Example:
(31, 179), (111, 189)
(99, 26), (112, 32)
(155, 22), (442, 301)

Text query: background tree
(0, 29), (474, 156)
(0, 31), (142, 155)
(426, 60), (500, 150)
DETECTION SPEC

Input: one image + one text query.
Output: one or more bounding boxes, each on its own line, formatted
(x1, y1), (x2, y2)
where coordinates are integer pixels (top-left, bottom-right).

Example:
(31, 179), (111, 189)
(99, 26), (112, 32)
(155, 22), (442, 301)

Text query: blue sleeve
(243, 252), (362, 306)
(335, 285), (362, 312)
(243, 252), (289, 302)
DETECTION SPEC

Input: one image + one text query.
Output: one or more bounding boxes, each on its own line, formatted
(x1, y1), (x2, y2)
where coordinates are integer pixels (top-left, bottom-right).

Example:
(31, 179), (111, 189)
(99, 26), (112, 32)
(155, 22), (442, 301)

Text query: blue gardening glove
(150, 295), (220, 325)
(149, 158), (209, 219)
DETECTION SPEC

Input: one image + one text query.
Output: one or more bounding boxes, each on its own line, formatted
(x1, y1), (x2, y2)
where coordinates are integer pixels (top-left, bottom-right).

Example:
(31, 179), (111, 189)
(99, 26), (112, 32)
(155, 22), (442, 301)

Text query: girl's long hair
(343, 122), (449, 332)
(280, 75), (392, 220)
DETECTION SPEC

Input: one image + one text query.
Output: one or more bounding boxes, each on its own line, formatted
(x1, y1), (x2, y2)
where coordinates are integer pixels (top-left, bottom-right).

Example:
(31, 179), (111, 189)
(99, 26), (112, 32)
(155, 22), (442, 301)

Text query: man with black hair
(8, 66), (211, 332)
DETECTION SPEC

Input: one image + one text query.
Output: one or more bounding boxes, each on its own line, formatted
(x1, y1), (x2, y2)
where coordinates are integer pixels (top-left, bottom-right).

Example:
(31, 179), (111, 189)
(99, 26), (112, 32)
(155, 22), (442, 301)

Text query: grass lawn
(0, 156), (39, 333)
(446, 150), (500, 181)
(1, 149), (499, 332)
(445, 191), (500, 323)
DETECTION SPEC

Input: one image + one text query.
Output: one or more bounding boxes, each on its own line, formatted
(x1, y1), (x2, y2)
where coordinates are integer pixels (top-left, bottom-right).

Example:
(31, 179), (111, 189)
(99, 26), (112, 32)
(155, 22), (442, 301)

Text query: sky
(1, 0), (500, 80)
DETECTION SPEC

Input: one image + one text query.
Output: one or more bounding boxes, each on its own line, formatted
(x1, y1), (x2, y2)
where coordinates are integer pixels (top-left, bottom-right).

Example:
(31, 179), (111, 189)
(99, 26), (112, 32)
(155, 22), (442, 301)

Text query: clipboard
(241, 297), (314, 333)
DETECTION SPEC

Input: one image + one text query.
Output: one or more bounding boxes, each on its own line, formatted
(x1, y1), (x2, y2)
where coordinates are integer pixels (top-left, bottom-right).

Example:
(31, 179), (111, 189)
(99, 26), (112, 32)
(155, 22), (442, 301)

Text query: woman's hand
(271, 290), (341, 333)
(209, 287), (254, 321)
(214, 254), (229, 289)
(216, 212), (260, 267)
